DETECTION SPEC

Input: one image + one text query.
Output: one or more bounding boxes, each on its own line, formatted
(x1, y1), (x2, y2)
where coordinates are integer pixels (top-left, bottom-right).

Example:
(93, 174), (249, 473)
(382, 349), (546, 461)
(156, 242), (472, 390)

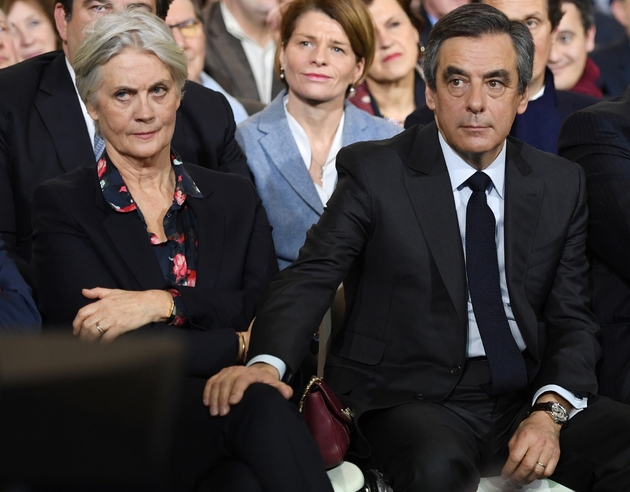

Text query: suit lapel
(403, 124), (468, 323)
(186, 187), (224, 289)
(35, 52), (95, 174)
(258, 99), (324, 215)
(503, 139), (544, 348)
(207, 5), (259, 100)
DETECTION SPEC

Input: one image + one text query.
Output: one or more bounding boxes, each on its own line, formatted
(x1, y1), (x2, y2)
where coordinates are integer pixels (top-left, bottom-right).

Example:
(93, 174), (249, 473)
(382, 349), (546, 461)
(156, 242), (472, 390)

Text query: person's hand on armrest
(202, 363), (293, 417)
(72, 288), (174, 341)
(502, 392), (572, 486)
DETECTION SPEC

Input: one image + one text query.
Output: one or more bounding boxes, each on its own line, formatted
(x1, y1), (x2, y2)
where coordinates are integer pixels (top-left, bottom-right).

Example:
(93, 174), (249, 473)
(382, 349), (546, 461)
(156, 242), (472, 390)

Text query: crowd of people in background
(2, 0), (630, 490)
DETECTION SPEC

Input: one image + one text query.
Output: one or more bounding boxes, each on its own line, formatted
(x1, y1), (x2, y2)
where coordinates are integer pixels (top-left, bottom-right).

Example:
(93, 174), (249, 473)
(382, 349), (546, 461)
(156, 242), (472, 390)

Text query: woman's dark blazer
(31, 161), (279, 377)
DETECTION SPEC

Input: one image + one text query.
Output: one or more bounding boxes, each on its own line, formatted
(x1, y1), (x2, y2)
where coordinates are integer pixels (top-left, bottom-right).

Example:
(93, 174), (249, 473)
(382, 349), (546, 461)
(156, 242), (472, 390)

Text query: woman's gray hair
(422, 3), (534, 95)
(74, 7), (188, 110)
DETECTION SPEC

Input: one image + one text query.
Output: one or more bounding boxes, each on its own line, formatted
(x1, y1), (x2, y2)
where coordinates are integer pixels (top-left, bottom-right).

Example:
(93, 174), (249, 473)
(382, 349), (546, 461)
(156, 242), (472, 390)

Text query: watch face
(550, 402), (569, 422)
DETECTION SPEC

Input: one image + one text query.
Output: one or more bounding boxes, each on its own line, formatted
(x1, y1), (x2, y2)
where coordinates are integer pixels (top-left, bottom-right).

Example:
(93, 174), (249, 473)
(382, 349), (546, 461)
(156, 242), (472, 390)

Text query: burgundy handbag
(299, 376), (354, 469)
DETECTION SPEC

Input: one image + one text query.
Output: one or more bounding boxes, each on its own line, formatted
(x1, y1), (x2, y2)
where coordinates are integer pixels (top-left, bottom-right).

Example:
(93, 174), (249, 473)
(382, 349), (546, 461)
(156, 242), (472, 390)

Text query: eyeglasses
(167, 18), (202, 38)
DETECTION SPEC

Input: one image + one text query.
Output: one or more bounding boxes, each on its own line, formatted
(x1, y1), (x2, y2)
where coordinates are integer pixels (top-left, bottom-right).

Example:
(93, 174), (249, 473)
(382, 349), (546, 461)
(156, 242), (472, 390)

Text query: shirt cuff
(247, 354), (286, 380)
(533, 384), (588, 419)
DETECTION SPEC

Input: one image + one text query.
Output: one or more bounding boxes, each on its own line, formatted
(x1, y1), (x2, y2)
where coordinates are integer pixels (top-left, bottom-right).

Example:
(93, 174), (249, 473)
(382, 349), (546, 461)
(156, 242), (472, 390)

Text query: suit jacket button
(415, 393), (424, 400)
(451, 366), (462, 376)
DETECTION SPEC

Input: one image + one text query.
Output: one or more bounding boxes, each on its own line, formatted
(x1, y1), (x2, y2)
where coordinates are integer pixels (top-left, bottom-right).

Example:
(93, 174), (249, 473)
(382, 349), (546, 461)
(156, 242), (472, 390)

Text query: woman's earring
(348, 85), (355, 97)
(280, 67), (285, 80)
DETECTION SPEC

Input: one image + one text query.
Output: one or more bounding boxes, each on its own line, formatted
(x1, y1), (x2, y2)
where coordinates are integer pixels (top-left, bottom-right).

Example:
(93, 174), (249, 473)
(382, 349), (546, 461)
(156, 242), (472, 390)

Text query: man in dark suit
(407, 0), (599, 154)
(559, 86), (630, 405)
(591, 0), (630, 97)
(204, 5), (630, 491)
(0, 0), (249, 283)
(202, 0), (283, 105)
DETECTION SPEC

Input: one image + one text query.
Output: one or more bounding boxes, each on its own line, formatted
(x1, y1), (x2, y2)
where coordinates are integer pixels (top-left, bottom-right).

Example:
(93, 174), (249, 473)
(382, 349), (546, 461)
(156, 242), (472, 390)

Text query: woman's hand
(72, 288), (173, 342)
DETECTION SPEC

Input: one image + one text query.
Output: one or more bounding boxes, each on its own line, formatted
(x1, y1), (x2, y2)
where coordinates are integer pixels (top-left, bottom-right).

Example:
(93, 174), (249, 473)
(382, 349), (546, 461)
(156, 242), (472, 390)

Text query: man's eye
(488, 80), (503, 89)
(115, 90), (130, 100)
(525, 19), (538, 29)
(152, 86), (167, 95)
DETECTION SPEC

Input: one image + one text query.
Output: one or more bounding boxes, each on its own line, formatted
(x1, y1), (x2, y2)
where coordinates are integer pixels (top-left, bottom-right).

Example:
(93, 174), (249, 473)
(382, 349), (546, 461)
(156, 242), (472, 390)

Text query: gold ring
(537, 462), (546, 469)
(95, 322), (104, 336)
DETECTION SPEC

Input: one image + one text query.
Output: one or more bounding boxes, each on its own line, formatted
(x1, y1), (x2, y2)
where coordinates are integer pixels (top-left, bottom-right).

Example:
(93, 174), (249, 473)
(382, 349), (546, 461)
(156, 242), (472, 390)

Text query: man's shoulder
(339, 124), (430, 176)
(509, 136), (582, 178)
(181, 79), (229, 108)
(0, 51), (64, 107)
(592, 36), (629, 66)
(559, 88), (630, 150)
(555, 90), (600, 119)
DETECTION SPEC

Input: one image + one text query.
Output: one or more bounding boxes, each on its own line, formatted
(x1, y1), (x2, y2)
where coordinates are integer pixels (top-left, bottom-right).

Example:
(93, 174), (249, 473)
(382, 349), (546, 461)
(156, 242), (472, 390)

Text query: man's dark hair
(471, 0), (565, 31)
(562, 0), (594, 32)
(57, 0), (173, 21)
(422, 3), (534, 94)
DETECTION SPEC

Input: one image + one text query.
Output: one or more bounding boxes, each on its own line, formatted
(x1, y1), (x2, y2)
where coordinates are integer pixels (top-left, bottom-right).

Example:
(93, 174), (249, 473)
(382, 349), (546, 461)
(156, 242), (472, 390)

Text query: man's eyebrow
(82, 0), (108, 7)
(484, 69), (511, 84)
(442, 65), (468, 81)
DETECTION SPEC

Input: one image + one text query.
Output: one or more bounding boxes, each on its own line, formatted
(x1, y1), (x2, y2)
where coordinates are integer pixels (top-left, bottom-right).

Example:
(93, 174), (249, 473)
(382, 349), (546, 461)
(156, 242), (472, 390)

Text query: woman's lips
(133, 131), (158, 140)
(303, 72), (331, 81)
(383, 52), (402, 63)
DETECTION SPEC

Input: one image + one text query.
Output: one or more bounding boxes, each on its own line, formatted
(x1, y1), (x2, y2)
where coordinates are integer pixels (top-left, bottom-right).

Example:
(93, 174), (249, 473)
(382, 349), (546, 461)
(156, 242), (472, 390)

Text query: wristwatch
(529, 401), (569, 425)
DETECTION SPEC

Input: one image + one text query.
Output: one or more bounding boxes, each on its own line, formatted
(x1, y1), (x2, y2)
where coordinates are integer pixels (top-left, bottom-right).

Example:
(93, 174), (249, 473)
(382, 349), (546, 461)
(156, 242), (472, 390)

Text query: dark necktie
(465, 171), (527, 395)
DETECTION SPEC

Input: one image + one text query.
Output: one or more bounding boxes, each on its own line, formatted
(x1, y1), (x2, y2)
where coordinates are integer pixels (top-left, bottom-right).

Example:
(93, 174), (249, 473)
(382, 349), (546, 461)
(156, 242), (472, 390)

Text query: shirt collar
(220, 1), (273, 48)
(529, 83), (545, 101)
(438, 130), (506, 199)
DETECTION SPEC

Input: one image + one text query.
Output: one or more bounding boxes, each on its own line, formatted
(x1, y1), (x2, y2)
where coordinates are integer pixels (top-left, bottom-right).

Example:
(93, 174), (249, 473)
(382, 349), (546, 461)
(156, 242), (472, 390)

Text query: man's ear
(425, 85), (436, 111)
(516, 86), (529, 115)
(54, 3), (68, 42)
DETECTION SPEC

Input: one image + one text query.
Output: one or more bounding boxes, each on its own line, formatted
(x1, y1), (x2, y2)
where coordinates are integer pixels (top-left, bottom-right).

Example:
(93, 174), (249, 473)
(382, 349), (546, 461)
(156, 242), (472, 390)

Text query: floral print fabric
(98, 151), (203, 325)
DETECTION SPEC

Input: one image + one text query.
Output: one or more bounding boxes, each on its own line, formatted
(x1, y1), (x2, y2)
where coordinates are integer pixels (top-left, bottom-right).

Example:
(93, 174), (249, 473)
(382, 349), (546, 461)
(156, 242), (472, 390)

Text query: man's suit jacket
(559, 86), (630, 403)
(0, 50), (250, 278)
(249, 122), (600, 426)
(202, 2), (283, 103)
(0, 237), (41, 331)
(236, 91), (402, 269)
(31, 161), (278, 377)
(591, 36), (630, 98)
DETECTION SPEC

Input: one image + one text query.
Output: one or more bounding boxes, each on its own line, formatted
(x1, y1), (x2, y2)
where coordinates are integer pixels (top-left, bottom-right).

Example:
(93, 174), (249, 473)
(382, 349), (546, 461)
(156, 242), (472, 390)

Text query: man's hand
(502, 394), (569, 485)
(203, 363), (293, 417)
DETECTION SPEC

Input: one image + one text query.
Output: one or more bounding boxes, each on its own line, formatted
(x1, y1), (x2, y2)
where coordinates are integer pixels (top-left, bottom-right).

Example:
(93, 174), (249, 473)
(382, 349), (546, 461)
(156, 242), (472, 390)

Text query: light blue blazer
(236, 90), (402, 269)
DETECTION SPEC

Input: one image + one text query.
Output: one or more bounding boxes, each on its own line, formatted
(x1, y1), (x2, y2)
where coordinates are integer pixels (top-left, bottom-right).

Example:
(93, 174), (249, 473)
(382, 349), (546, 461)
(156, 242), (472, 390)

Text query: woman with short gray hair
(32, 8), (333, 491)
